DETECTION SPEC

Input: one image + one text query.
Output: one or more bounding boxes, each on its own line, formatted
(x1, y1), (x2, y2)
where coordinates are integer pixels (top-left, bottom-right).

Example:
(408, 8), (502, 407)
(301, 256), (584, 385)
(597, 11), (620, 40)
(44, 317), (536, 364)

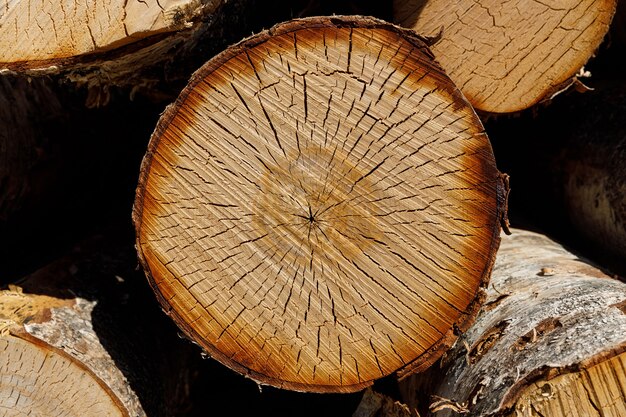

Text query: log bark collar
(394, 0), (616, 113)
(133, 16), (507, 393)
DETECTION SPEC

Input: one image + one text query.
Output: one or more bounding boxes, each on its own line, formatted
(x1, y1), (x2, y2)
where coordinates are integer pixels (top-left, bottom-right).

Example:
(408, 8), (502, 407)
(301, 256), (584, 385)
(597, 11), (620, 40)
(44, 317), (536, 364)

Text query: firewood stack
(1, 1), (624, 416)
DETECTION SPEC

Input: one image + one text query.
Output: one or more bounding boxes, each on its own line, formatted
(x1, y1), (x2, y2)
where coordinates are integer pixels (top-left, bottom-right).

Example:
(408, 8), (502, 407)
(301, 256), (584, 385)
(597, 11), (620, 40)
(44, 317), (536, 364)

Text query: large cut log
(133, 15), (509, 393)
(0, 237), (197, 416)
(400, 229), (626, 416)
(393, 0), (616, 113)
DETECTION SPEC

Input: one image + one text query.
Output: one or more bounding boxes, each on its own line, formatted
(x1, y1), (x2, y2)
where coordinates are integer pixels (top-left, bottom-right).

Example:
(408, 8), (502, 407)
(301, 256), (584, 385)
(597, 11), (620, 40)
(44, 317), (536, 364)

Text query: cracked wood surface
(0, 333), (128, 417)
(400, 229), (626, 416)
(393, 0), (616, 113)
(133, 16), (506, 392)
(509, 351), (626, 417)
(0, 0), (220, 67)
(0, 288), (136, 417)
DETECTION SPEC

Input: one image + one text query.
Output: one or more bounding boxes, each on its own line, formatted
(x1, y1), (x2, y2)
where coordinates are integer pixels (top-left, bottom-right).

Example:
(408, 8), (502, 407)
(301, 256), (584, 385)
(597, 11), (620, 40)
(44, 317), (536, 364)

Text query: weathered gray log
(400, 229), (626, 416)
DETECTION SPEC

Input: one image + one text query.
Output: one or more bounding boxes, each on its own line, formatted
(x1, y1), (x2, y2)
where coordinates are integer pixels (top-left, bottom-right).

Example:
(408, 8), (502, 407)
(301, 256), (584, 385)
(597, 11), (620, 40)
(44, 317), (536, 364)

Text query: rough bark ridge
(400, 229), (626, 416)
(393, 0), (616, 113)
(134, 16), (507, 393)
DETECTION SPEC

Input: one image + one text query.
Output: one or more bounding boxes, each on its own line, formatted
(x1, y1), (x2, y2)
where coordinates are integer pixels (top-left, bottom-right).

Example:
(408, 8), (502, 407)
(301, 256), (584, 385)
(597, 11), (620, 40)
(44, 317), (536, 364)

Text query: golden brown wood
(393, 0), (616, 113)
(0, 0), (239, 105)
(509, 351), (626, 417)
(0, 333), (128, 417)
(400, 229), (626, 416)
(0, 237), (203, 416)
(0, 0), (223, 69)
(134, 16), (507, 392)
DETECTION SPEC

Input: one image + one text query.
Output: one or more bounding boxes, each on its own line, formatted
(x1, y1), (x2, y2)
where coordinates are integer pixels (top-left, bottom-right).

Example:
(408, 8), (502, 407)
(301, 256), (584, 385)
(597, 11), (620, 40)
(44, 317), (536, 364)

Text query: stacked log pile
(1, 0), (625, 416)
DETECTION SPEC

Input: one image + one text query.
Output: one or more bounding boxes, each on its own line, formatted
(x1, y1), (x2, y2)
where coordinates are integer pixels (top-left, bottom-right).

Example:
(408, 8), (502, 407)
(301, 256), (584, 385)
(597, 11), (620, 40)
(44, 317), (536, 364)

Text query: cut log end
(0, 0), (222, 70)
(0, 331), (129, 417)
(393, 0), (617, 113)
(510, 350), (626, 417)
(134, 16), (505, 392)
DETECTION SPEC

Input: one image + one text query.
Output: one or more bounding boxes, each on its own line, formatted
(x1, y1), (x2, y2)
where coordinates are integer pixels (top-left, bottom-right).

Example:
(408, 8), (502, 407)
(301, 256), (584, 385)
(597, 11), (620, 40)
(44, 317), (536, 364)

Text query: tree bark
(400, 229), (626, 416)
(393, 0), (616, 114)
(0, 292), (141, 416)
(133, 15), (508, 393)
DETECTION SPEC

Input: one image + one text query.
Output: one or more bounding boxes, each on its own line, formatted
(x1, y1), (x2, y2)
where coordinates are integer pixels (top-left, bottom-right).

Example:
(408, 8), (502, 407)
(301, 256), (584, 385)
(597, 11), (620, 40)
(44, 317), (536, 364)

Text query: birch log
(133, 15), (509, 393)
(393, 0), (616, 113)
(400, 229), (626, 417)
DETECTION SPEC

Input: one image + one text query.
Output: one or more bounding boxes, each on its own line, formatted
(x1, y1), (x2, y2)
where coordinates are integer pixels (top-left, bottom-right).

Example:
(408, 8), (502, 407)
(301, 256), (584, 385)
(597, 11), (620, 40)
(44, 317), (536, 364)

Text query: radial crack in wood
(393, 0), (616, 113)
(133, 15), (506, 392)
(0, 0), (222, 68)
(0, 333), (128, 417)
(0, 288), (134, 417)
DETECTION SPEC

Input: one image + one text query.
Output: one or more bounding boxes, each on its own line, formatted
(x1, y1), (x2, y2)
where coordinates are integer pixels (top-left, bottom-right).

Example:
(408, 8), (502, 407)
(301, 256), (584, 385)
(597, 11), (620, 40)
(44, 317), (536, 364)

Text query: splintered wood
(394, 0), (616, 113)
(133, 16), (506, 392)
(510, 351), (626, 417)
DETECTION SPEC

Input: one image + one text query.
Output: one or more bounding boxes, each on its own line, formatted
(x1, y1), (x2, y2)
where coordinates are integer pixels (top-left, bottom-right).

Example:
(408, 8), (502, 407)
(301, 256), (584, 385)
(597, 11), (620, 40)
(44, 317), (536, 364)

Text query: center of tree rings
(254, 146), (384, 268)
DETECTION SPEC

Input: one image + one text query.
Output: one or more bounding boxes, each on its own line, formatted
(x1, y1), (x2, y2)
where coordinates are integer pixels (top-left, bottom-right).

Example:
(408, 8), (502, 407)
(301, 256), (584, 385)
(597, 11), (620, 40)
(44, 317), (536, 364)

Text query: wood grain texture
(0, 333), (127, 417)
(0, 287), (136, 417)
(0, 0), (222, 68)
(400, 229), (626, 416)
(509, 351), (626, 417)
(394, 0), (616, 113)
(0, 0), (243, 106)
(134, 16), (506, 392)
